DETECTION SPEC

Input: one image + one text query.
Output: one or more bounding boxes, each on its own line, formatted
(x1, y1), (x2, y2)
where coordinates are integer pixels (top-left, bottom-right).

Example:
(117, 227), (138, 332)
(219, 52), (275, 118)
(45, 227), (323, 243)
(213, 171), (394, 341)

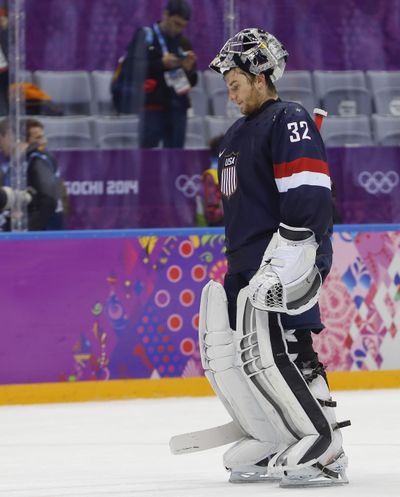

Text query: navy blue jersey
(218, 99), (333, 330)
(218, 98), (332, 272)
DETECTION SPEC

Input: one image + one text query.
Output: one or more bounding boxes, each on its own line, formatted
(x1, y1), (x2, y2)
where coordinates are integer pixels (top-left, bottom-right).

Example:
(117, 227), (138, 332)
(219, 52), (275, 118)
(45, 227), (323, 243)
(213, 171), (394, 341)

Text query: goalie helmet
(209, 28), (288, 82)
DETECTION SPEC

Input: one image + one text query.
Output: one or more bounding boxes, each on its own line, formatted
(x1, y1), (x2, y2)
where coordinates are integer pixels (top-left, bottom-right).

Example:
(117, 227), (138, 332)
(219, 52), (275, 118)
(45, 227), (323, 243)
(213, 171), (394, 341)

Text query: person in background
(24, 118), (66, 229)
(111, 0), (197, 148)
(202, 134), (224, 226)
(0, 118), (59, 230)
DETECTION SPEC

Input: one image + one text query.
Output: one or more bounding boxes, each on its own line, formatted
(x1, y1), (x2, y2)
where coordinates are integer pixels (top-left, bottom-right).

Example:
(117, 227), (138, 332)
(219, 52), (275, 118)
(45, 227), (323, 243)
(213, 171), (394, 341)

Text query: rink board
(0, 225), (399, 404)
(1, 370), (400, 405)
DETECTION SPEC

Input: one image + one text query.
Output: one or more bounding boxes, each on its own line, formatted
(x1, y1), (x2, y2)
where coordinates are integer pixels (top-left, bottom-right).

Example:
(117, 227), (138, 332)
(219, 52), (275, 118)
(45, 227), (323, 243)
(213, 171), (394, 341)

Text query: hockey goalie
(170, 27), (350, 488)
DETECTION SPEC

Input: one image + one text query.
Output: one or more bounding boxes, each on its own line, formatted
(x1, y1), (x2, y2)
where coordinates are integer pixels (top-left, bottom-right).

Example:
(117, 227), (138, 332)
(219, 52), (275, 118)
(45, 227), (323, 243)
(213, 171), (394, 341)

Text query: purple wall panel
(25, 0), (224, 71)
(328, 148), (400, 224)
(55, 148), (400, 230)
(1, 228), (399, 385)
(237, 0), (400, 71)
(0, 238), (123, 383)
(25, 0), (400, 71)
(60, 149), (210, 230)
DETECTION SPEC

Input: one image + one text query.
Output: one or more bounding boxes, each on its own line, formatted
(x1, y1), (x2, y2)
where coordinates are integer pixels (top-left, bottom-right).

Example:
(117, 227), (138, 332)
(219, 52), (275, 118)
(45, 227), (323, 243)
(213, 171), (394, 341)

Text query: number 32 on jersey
(287, 121), (311, 142)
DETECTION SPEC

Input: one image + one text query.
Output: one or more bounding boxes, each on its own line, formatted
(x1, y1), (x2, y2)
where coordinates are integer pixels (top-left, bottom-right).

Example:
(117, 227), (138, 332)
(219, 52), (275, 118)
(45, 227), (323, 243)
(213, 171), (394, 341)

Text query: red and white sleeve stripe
(273, 157), (331, 193)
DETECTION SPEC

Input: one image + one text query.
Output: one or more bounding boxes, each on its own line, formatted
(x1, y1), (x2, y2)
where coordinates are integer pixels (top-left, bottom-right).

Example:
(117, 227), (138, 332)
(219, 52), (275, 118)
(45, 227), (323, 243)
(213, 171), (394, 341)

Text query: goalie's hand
(248, 224), (319, 314)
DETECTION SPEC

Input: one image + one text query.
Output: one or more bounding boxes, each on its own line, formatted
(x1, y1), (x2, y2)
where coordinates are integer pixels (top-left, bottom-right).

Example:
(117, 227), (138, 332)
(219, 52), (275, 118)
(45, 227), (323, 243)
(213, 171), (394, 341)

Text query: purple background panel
(328, 148), (400, 224)
(56, 148), (400, 230)
(60, 149), (210, 229)
(237, 0), (400, 71)
(0, 238), (123, 384)
(25, 0), (400, 71)
(0, 228), (399, 386)
(25, 0), (224, 72)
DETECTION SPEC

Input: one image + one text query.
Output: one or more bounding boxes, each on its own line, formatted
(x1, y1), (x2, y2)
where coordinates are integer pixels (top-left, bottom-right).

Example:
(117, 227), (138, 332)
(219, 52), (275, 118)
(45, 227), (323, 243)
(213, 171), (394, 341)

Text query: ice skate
(279, 451), (349, 487)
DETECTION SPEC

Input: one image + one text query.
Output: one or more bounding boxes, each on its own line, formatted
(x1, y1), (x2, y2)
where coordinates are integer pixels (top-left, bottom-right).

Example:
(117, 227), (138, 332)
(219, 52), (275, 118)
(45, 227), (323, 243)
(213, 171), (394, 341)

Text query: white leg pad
(276, 374), (349, 487)
(199, 281), (294, 464)
(236, 287), (336, 472)
(223, 437), (277, 468)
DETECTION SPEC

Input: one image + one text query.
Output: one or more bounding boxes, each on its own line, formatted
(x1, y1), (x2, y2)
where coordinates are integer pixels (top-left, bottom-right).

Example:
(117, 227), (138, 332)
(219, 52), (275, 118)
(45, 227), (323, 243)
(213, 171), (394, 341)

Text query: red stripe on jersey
(273, 157), (330, 179)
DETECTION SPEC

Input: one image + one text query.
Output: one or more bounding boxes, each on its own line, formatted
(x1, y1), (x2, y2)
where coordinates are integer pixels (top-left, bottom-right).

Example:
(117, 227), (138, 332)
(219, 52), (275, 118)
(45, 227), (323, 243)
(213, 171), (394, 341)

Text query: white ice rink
(1, 388), (400, 497)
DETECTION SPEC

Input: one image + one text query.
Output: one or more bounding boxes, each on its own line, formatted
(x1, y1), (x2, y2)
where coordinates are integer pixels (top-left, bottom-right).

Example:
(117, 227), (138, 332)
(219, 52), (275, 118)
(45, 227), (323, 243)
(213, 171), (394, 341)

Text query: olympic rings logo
(175, 174), (202, 198)
(357, 170), (399, 195)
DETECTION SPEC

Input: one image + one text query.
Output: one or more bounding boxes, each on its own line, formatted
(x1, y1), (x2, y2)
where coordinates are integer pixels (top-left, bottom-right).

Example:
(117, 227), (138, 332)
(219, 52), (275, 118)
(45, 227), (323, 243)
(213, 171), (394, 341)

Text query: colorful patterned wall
(0, 226), (399, 386)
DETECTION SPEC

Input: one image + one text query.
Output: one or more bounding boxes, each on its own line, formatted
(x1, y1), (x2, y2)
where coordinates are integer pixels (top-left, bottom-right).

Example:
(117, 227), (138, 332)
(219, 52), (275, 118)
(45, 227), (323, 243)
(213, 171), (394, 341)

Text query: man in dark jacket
(0, 118), (58, 230)
(111, 0), (198, 148)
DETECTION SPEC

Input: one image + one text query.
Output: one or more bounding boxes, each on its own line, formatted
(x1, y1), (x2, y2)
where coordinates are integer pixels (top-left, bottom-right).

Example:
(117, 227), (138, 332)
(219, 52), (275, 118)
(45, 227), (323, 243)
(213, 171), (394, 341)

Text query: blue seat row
(30, 114), (400, 151)
(14, 69), (400, 119)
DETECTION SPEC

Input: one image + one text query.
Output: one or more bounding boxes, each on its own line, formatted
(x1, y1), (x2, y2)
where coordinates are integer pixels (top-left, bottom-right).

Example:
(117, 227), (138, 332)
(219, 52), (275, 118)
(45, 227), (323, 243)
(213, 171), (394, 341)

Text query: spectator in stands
(0, 117), (60, 230)
(202, 134), (224, 226)
(24, 118), (66, 229)
(111, 0), (198, 148)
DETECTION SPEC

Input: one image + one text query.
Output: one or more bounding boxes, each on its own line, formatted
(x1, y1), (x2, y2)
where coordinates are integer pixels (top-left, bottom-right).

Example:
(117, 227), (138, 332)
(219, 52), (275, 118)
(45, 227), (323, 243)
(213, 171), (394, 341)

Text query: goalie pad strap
(334, 420), (351, 430)
(318, 399), (337, 408)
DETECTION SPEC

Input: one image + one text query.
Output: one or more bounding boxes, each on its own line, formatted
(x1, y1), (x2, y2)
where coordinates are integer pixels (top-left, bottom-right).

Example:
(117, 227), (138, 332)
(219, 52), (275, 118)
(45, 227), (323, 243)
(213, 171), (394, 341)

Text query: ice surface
(1, 389), (399, 496)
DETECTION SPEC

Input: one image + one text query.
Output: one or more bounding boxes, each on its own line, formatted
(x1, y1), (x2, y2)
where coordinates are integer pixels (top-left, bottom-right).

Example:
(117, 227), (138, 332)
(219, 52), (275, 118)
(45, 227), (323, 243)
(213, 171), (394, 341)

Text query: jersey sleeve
(270, 104), (333, 243)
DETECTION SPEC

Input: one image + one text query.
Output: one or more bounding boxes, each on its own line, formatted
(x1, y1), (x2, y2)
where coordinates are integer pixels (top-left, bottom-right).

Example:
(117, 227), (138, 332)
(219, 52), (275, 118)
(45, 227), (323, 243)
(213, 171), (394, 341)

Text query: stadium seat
(195, 70), (205, 93)
(366, 71), (400, 116)
(39, 116), (95, 149)
(203, 69), (228, 115)
(210, 88), (228, 116)
(371, 114), (400, 146)
(19, 70), (33, 83)
(34, 71), (93, 115)
(313, 70), (372, 116)
(93, 116), (139, 149)
(91, 70), (116, 115)
(185, 116), (207, 148)
(320, 115), (374, 147)
(276, 71), (315, 115)
(188, 86), (209, 117)
(209, 88), (242, 118)
(203, 69), (226, 95)
(205, 116), (239, 141)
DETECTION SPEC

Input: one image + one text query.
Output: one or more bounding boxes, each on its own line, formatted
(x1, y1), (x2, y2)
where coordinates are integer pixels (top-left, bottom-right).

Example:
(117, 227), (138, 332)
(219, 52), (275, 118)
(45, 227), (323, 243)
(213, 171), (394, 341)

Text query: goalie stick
(313, 107), (328, 131)
(169, 421), (245, 455)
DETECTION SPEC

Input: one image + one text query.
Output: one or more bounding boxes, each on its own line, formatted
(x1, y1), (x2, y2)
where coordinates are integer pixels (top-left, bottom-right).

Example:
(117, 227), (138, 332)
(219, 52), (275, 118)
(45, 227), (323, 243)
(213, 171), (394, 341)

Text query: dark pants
(0, 71), (9, 116)
(139, 100), (187, 148)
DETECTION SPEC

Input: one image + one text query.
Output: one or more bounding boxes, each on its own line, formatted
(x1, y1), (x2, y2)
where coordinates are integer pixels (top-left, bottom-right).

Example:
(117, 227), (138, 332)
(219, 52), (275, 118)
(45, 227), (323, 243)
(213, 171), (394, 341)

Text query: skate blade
(229, 472), (280, 484)
(280, 474), (349, 488)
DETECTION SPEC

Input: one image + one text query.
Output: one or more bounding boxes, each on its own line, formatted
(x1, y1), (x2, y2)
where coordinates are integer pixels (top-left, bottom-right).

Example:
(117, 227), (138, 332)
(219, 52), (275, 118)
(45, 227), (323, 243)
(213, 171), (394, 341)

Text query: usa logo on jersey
(221, 152), (238, 197)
